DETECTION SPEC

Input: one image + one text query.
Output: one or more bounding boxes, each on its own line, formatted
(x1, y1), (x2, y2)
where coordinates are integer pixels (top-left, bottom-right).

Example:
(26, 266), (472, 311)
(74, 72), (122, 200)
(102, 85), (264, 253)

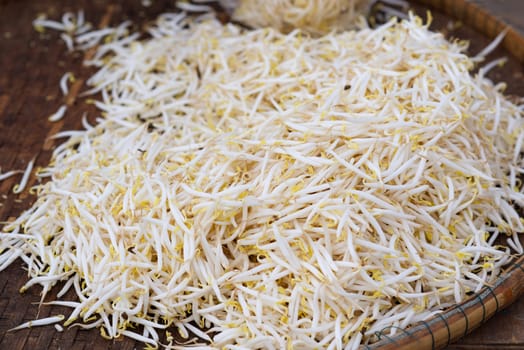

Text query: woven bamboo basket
(366, 0), (524, 349)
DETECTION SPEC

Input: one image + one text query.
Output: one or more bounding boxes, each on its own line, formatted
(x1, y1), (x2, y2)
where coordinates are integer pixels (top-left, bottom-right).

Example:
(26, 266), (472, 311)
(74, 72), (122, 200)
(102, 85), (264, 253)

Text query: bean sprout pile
(219, 0), (373, 34)
(1, 10), (524, 350)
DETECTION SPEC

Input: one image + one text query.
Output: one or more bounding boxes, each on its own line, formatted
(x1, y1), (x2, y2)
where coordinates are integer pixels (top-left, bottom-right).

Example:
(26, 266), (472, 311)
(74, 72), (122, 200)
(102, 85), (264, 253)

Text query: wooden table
(0, 1), (522, 349)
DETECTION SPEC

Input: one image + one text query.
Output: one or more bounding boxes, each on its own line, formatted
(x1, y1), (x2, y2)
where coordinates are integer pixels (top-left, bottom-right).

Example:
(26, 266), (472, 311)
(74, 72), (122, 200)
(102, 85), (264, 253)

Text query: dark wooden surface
(0, 1), (522, 349)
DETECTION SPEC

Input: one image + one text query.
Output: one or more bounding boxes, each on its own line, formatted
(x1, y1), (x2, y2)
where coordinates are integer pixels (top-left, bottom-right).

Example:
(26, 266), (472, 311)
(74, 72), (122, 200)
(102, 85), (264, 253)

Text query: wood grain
(0, 1), (523, 349)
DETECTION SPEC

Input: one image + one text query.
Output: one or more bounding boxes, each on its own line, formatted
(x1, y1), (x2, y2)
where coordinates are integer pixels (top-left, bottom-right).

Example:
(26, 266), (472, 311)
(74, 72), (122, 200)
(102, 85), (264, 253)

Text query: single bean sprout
(7, 315), (65, 332)
(48, 105), (67, 122)
(142, 0), (154, 7)
(12, 158), (35, 194)
(473, 29), (508, 62)
(0, 170), (22, 182)
(1, 11), (523, 349)
(177, 2), (214, 12)
(59, 72), (75, 96)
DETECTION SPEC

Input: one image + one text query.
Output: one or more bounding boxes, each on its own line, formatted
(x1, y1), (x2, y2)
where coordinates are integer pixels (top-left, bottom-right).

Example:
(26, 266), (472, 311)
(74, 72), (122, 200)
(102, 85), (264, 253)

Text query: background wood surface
(0, 1), (522, 349)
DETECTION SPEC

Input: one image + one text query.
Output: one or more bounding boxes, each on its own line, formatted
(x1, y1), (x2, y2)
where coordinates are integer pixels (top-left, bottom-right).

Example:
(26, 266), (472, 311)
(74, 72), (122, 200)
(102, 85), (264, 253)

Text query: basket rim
(365, 255), (524, 349)
(413, 0), (524, 63)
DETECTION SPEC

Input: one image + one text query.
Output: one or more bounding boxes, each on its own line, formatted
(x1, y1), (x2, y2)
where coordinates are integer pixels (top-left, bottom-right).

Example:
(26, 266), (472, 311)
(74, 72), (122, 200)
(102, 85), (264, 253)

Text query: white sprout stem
(474, 29), (509, 62)
(176, 2), (214, 12)
(59, 72), (74, 95)
(0, 170), (22, 182)
(48, 105), (67, 122)
(8, 315), (65, 332)
(12, 158), (35, 194)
